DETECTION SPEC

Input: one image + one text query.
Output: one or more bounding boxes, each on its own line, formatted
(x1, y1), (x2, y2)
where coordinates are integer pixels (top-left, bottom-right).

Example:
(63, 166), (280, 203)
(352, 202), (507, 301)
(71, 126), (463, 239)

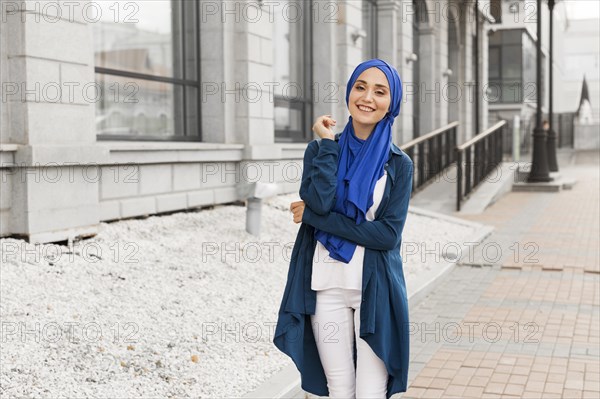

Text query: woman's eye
(356, 86), (385, 96)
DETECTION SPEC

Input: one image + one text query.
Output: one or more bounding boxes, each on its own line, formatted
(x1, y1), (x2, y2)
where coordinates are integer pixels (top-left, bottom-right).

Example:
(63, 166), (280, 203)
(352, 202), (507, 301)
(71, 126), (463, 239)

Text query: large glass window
(362, 0), (378, 60)
(93, 1), (200, 141)
(273, 0), (313, 142)
(488, 29), (523, 103)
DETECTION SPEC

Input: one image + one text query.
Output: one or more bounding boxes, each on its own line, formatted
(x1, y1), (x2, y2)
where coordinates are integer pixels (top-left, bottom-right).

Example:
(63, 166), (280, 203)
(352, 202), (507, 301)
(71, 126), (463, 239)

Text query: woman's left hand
(290, 200), (305, 224)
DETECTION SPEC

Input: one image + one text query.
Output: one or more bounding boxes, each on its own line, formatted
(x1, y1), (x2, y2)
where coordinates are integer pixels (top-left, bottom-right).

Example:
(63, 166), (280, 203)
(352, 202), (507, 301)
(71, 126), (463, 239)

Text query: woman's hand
(290, 200), (305, 224)
(312, 115), (336, 140)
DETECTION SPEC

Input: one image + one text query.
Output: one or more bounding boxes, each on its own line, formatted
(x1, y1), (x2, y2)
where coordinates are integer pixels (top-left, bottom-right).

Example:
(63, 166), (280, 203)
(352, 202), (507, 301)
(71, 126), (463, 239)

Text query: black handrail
(455, 120), (507, 211)
(400, 121), (459, 194)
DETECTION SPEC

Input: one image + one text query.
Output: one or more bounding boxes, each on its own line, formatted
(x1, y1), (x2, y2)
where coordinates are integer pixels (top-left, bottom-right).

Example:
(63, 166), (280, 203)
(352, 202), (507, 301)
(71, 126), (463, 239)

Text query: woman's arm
(302, 156), (414, 251)
(298, 138), (340, 215)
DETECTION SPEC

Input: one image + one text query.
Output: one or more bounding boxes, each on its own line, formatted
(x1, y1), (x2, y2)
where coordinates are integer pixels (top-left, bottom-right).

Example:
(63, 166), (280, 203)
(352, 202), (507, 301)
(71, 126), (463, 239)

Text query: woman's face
(348, 67), (391, 129)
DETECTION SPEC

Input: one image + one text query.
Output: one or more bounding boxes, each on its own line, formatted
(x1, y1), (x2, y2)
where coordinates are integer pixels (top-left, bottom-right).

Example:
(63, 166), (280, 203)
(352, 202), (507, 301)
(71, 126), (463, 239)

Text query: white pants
(310, 288), (388, 398)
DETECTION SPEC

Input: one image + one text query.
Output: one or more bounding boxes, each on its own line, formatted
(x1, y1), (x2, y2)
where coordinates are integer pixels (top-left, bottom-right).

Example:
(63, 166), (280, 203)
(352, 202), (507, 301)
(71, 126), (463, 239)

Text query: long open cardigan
(273, 132), (415, 398)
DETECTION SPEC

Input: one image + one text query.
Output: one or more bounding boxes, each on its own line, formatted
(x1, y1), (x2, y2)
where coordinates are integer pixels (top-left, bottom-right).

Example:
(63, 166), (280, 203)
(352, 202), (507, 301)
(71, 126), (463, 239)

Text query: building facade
(1, 0), (491, 243)
(485, 0), (575, 151)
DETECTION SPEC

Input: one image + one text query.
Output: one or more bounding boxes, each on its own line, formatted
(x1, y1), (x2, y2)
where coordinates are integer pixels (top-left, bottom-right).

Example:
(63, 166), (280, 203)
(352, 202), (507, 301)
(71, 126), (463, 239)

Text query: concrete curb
(458, 162), (516, 215)
(244, 207), (494, 399)
(406, 213), (494, 310)
(243, 363), (303, 398)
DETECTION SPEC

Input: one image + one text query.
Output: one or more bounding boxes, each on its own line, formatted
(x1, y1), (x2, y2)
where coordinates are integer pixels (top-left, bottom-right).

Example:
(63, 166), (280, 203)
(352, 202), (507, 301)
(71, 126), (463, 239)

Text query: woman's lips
(357, 105), (375, 113)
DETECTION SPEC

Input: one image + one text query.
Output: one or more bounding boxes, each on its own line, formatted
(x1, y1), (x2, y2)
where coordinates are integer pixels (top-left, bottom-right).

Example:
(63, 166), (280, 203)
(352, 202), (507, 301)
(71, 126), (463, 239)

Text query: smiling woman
(349, 68), (392, 140)
(274, 58), (414, 399)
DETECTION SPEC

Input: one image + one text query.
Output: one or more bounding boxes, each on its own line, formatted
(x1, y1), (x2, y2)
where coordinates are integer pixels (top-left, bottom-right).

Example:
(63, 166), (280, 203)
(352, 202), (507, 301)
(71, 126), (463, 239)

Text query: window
(362, 0), (378, 60)
(273, 0), (313, 142)
(490, 0), (502, 24)
(93, 1), (200, 141)
(522, 30), (538, 104)
(488, 29), (523, 103)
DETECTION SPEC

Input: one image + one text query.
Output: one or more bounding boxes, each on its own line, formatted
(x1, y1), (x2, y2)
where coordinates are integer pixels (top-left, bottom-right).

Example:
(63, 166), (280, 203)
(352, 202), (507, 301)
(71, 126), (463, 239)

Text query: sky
(564, 0), (600, 20)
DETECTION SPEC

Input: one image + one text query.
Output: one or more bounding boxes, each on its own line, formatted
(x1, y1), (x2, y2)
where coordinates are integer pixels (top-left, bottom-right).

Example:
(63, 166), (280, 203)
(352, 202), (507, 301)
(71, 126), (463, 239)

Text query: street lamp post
(527, 0), (552, 182)
(547, 0), (559, 171)
(474, 0), (480, 135)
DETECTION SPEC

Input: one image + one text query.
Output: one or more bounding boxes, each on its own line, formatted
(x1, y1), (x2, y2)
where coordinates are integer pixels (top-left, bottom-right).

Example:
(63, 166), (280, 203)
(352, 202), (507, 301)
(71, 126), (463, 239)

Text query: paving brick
(403, 158), (600, 399)
(422, 388), (444, 398)
(507, 374), (528, 385)
(562, 388), (583, 399)
(444, 384), (465, 397)
(484, 382), (505, 394)
(410, 376), (433, 388)
(544, 382), (564, 394)
(490, 373), (510, 384)
(462, 385), (484, 398)
(503, 383), (525, 396)
(525, 380), (546, 393)
(403, 386), (426, 398)
(428, 378), (451, 390)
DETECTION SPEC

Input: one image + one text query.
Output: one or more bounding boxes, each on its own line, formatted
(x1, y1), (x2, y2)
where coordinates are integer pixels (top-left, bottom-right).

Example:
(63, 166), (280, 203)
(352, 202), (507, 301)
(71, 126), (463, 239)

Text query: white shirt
(311, 170), (388, 291)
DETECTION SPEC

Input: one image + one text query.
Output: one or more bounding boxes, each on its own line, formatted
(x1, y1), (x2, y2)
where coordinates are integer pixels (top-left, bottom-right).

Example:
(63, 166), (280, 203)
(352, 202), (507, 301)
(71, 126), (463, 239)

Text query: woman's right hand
(312, 115), (336, 140)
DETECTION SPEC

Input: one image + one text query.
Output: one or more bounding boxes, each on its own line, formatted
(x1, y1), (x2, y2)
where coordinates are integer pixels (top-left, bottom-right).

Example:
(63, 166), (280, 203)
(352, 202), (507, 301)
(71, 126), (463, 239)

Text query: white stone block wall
(96, 143), (305, 222)
(0, 0), (487, 243)
(574, 124), (600, 150)
(1, 0), (107, 243)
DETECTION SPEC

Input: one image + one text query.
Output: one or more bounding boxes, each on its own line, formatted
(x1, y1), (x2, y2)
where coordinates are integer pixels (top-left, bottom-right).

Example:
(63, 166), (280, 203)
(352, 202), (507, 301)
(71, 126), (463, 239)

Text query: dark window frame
(95, 0), (202, 142)
(363, 0), (379, 60)
(274, 1), (314, 143)
(412, 0), (421, 138)
(488, 28), (525, 104)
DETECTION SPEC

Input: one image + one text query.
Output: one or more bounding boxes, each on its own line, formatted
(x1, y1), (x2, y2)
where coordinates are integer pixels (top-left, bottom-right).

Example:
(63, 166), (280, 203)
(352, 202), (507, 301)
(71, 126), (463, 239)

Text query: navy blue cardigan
(273, 132), (414, 398)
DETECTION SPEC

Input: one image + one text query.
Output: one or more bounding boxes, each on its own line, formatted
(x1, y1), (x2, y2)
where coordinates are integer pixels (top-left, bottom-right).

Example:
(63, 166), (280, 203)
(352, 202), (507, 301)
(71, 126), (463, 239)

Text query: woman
(273, 59), (414, 398)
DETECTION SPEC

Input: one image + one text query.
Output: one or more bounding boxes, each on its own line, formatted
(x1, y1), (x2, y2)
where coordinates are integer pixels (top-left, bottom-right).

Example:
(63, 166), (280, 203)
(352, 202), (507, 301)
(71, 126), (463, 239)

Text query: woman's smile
(357, 104), (376, 113)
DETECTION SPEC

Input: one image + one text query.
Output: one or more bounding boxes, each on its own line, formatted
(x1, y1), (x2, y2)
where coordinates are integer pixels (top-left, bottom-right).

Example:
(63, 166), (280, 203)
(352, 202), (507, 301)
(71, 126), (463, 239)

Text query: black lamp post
(474, 0), (480, 135)
(527, 0), (552, 182)
(547, 0), (559, 171)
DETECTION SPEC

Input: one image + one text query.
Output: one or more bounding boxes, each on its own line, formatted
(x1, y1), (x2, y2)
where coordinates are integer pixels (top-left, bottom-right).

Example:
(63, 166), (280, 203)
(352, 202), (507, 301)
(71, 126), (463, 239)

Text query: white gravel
(0, 193), (480, 398)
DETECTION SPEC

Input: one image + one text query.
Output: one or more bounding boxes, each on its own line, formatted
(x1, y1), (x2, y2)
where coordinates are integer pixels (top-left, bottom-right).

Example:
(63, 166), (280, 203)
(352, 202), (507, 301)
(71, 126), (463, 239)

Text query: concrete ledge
(458, 162), (516, 215)
(9, 144), (109, 166)
(100, 141), (245, 164)
(512, 172), (578, 192)
(244, 206), (494, 399)
(243, 364), (304, 399)
(0, 144), (19, 166)
(512, 181), (562, 192)
(406, 212), (494, 309)
(99, 141), (307, 164)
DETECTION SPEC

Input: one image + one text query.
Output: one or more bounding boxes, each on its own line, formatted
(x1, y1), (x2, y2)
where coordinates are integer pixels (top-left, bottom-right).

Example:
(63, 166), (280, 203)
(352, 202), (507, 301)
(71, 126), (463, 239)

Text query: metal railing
(455, 120), (507, 211)
(400, 121), (459, 194)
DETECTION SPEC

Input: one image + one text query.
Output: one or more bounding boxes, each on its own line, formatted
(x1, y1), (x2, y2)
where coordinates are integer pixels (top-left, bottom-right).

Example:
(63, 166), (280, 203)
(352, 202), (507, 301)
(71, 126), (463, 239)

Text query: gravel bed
(0, 193), (479, 398)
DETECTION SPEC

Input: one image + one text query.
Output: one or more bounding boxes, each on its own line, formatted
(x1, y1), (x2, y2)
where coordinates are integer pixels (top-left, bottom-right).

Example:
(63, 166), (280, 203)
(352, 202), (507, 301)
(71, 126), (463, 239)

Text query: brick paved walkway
(399, 151), (600, 399)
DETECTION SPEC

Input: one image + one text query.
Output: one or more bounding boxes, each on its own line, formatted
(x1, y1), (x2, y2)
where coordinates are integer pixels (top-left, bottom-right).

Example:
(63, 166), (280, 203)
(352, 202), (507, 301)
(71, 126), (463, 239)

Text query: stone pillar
(478, 10), (490, 131)
(376, 0), (402, 144)
(418, 25), (437, 135)
(2, 1), (108, 243)
(201, 0), (276, 149)
(458, 1), (474, 144)
(397, 0), (413, 145)
(335, 0), (358, 124)
(313, 1), (338, 135)
(434, 5), (449, 129)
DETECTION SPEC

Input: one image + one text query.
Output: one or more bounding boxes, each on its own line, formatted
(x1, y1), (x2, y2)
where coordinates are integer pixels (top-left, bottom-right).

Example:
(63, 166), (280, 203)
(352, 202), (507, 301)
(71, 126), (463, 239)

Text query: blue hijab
(314, 58), (403, 263)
